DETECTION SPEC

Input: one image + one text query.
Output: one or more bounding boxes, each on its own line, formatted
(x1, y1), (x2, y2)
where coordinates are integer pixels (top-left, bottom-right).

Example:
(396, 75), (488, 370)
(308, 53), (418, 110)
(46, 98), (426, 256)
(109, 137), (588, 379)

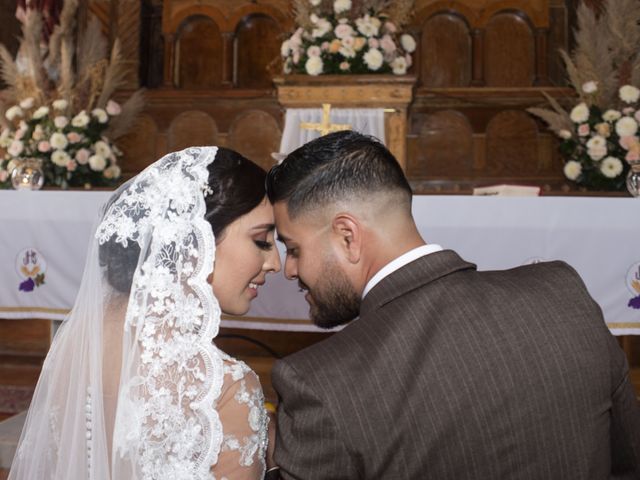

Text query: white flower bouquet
(0, 97), (123, 188)
(281, 0), (415, 76)
(528, 0), (640, 191)
(0, 2), (143, 189)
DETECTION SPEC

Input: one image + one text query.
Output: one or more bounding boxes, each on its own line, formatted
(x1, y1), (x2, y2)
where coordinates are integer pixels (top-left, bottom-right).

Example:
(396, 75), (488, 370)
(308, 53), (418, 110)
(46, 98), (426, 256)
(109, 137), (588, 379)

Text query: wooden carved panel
(227, 110), (281, 170)
(485, 110), (539, 176)
(118, 114), (160, 175)
(484, 12), (535, 87)
(408, 110), (474, 177)
(235, 14), (282, 89)
(420, 13), (472, 87)
(167, 110), (219, 152)
(176, 15), (223, 88)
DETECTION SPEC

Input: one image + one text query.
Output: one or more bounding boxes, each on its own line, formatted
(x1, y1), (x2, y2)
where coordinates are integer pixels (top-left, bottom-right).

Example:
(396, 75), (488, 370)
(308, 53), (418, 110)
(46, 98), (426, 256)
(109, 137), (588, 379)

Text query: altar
(1, 190), (639, 334)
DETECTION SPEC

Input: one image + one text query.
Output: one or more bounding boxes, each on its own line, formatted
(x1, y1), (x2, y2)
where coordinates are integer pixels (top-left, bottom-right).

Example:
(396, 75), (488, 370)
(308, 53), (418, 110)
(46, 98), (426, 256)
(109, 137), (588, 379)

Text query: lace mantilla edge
(97, 147), (224, 479)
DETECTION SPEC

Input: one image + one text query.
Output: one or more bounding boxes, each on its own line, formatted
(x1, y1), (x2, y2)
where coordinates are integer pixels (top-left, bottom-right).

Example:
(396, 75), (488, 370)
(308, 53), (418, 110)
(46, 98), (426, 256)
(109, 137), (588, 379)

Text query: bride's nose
(264, 246), (281, 274)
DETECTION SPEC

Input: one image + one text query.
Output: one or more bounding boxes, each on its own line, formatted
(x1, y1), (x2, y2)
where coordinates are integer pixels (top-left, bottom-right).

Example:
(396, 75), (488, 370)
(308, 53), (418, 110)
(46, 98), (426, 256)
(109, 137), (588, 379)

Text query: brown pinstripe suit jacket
(272, 250), (640, 479)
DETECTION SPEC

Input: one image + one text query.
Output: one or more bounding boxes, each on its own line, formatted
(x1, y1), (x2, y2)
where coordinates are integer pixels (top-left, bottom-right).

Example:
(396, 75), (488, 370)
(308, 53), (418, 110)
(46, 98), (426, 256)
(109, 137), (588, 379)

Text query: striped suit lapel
(360, 250), (476, 317)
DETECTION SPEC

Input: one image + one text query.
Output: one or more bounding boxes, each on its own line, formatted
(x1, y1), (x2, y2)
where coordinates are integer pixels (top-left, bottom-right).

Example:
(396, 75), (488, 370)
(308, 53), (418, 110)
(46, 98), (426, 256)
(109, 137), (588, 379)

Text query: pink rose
(626, 151), (640, 162)
(380, 34), (396, 54)
(577, 124), (590, 136)
(620, 136), (636, 150)
(321, 41), (330, 51)
(14, 128), (25, 140)
(66, 159), (77, 171)
(67, 132), (81, 143)
(334, 24), (354, 39)
(384, 22), (397, 33)
(405, 53), (412, 67)
(75, 148), (90, 164)
(38, 141), (51, 152)
(368, 37), (379, 49)
(623, 107), (635, 115)
(0, 170), (7, 182)
(634, 110), (640, 123)
(106, 100), (121, 116)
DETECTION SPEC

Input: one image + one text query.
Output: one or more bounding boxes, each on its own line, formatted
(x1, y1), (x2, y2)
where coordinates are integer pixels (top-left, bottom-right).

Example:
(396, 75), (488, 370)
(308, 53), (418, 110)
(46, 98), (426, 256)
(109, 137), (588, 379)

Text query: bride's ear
(331, 213), (362, 264)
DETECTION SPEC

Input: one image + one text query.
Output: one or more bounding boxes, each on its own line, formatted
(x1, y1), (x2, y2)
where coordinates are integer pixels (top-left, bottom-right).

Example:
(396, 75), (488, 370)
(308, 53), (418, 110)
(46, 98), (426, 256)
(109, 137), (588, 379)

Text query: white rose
(602, 109), (621, 122)
(89, 154), (107, 171)
(400, 34), (416, 53)
(600, 156), (623, 178)
(586, 135), (605, 149)
(94, 140), (112, 157)
(307, 45), (321, 57)
(50, 132), (69, 150)
(391, 56), (408, 75)
(8, 140), (24, 157)
(5, 106), (23, 121)
(71, 110), (90, 128)
(619, 85), (640, 104)
(312, 18), (332, 38)
(32, 106), (49, 119)
(363, 48), (383, 71)
(52, 99), (68, 111)
(54, 116), (69, 129)
(334, 0), (351, 14)
(310, 0), (321, 5)
(19, 97), (34, 109)
(51, 150), (71, 167)
(563, 160), (582, 181)
(91, 108), (108, 124)
(305, 56), (323, 76)
(570, 102), (589, 123)
(587, 146), (607, 161)
(355, 15), (381, 37)
(581, 81), (598, 94)
(558, 129), (572, 139)
(615, 116), (638, 137)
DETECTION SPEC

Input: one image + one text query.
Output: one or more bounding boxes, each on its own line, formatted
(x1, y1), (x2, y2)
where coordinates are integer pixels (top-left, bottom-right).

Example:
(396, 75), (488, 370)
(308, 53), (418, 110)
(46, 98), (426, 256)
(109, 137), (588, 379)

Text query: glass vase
(11, 158), (45, 190)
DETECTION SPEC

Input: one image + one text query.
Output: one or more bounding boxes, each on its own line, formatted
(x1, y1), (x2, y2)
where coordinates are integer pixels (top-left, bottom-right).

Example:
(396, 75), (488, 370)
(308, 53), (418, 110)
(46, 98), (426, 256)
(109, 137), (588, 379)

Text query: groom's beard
(305, 260), (360, 329)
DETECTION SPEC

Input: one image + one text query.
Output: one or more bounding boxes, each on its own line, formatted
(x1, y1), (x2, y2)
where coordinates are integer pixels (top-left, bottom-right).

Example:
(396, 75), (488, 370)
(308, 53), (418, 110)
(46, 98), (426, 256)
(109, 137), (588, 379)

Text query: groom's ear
(331, 213), (362, 264)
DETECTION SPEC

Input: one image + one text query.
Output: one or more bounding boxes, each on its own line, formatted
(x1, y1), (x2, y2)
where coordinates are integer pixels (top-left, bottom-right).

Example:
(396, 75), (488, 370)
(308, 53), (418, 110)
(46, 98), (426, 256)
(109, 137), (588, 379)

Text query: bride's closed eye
(254, 239), (274, 251)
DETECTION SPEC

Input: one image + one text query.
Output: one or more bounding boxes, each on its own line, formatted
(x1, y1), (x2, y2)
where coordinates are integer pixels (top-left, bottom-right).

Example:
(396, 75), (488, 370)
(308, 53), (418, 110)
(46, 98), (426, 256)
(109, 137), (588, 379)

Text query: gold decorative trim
(0, 307), (70, 314)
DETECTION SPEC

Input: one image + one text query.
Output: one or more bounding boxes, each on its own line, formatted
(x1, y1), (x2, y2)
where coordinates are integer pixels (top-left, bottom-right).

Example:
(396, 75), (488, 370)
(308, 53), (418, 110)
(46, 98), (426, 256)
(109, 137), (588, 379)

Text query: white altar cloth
(1, 190), (639, 334)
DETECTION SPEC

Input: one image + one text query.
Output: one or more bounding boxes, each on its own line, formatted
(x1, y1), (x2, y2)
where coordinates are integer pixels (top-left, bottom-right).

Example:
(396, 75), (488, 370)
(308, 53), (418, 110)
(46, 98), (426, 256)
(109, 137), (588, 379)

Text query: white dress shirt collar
(362, 244), (443, 298)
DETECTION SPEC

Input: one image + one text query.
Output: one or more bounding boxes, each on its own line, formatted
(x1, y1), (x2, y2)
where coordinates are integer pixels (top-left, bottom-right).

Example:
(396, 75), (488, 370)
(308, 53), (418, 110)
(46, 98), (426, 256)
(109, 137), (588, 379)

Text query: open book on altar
(472, 184), (541, 196)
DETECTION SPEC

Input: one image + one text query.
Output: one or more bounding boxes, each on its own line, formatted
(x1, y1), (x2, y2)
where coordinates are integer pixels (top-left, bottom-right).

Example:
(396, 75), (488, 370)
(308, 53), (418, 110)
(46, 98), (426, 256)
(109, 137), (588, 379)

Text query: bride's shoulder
(217, 349), (261, 393)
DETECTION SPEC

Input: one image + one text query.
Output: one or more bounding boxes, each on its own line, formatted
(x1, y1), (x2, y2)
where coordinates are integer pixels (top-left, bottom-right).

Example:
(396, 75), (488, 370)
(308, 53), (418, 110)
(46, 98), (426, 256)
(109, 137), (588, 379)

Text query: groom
(266, 131), (640, 479)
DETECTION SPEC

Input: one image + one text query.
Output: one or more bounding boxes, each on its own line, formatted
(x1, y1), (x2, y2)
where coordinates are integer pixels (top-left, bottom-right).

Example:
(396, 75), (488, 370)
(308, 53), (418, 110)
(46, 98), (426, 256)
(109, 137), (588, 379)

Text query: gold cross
(300, 103), (352, 136)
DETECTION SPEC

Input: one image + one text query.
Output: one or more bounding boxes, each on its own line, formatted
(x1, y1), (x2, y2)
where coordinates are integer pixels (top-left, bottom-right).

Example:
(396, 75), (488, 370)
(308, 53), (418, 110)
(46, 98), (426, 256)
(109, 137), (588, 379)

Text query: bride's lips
(248, 281), (263, 298)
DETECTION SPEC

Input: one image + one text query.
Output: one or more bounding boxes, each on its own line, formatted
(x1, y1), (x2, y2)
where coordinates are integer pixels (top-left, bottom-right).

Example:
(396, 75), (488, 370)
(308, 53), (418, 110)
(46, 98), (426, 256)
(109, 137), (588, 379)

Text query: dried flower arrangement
(528, 0), (640, 191)
(0, 0), (143, 189)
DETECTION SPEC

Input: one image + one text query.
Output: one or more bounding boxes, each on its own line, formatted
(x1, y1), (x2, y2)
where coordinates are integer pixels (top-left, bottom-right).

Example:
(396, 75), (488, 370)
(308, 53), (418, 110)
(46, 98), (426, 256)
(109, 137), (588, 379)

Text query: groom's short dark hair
(266, 131), (412, 218)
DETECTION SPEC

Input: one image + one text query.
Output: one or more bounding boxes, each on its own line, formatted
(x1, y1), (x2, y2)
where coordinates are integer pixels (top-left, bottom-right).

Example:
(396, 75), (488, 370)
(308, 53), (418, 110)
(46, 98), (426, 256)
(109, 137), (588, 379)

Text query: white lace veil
(9, 147), (224, 479)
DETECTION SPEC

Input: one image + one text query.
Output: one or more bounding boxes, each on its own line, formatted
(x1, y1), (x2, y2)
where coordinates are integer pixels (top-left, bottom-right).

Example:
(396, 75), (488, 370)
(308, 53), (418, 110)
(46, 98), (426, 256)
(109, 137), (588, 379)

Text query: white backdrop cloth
(279, 108), (386, 155)
(1, 190), (639, 334)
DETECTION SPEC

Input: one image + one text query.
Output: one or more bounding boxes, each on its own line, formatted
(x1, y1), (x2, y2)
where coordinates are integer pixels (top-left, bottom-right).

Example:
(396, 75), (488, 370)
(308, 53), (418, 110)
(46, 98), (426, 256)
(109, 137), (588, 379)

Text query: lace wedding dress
(9, 147), (268, 479)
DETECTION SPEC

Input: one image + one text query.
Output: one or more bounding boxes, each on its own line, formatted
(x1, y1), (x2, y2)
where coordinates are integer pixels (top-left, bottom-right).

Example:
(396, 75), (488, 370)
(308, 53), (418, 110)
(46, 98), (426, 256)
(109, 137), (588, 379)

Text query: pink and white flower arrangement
(531, 83), (640, 190)
(0, 97), (124, 189)
(281, 0), (415, 76)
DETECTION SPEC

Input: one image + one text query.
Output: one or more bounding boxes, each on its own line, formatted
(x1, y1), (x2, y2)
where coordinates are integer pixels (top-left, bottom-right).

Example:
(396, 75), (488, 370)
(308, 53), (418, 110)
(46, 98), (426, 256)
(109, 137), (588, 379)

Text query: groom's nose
(284, 257), (298, 280)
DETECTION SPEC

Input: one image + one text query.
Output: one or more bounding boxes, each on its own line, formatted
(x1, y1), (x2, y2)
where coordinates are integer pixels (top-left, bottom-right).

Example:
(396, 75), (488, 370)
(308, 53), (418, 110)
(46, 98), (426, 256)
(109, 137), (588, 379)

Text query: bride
(9, 147), (281, 479)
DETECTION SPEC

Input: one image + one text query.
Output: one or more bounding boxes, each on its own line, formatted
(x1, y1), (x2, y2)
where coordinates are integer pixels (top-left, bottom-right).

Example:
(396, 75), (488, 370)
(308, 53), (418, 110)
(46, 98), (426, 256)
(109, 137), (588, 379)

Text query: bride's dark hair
(100, 147), (267, 293)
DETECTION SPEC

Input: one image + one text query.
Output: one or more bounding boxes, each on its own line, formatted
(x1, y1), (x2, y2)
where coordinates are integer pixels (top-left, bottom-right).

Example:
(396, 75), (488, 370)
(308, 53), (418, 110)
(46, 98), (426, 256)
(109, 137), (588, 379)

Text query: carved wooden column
(274, 75), (416, 170)
(534, 28), (550, 86)
(163, 34), (176, 87)
(117, 0), (141, 88)
(471, 29), (485, 87)
(221, 32), (235, 87)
